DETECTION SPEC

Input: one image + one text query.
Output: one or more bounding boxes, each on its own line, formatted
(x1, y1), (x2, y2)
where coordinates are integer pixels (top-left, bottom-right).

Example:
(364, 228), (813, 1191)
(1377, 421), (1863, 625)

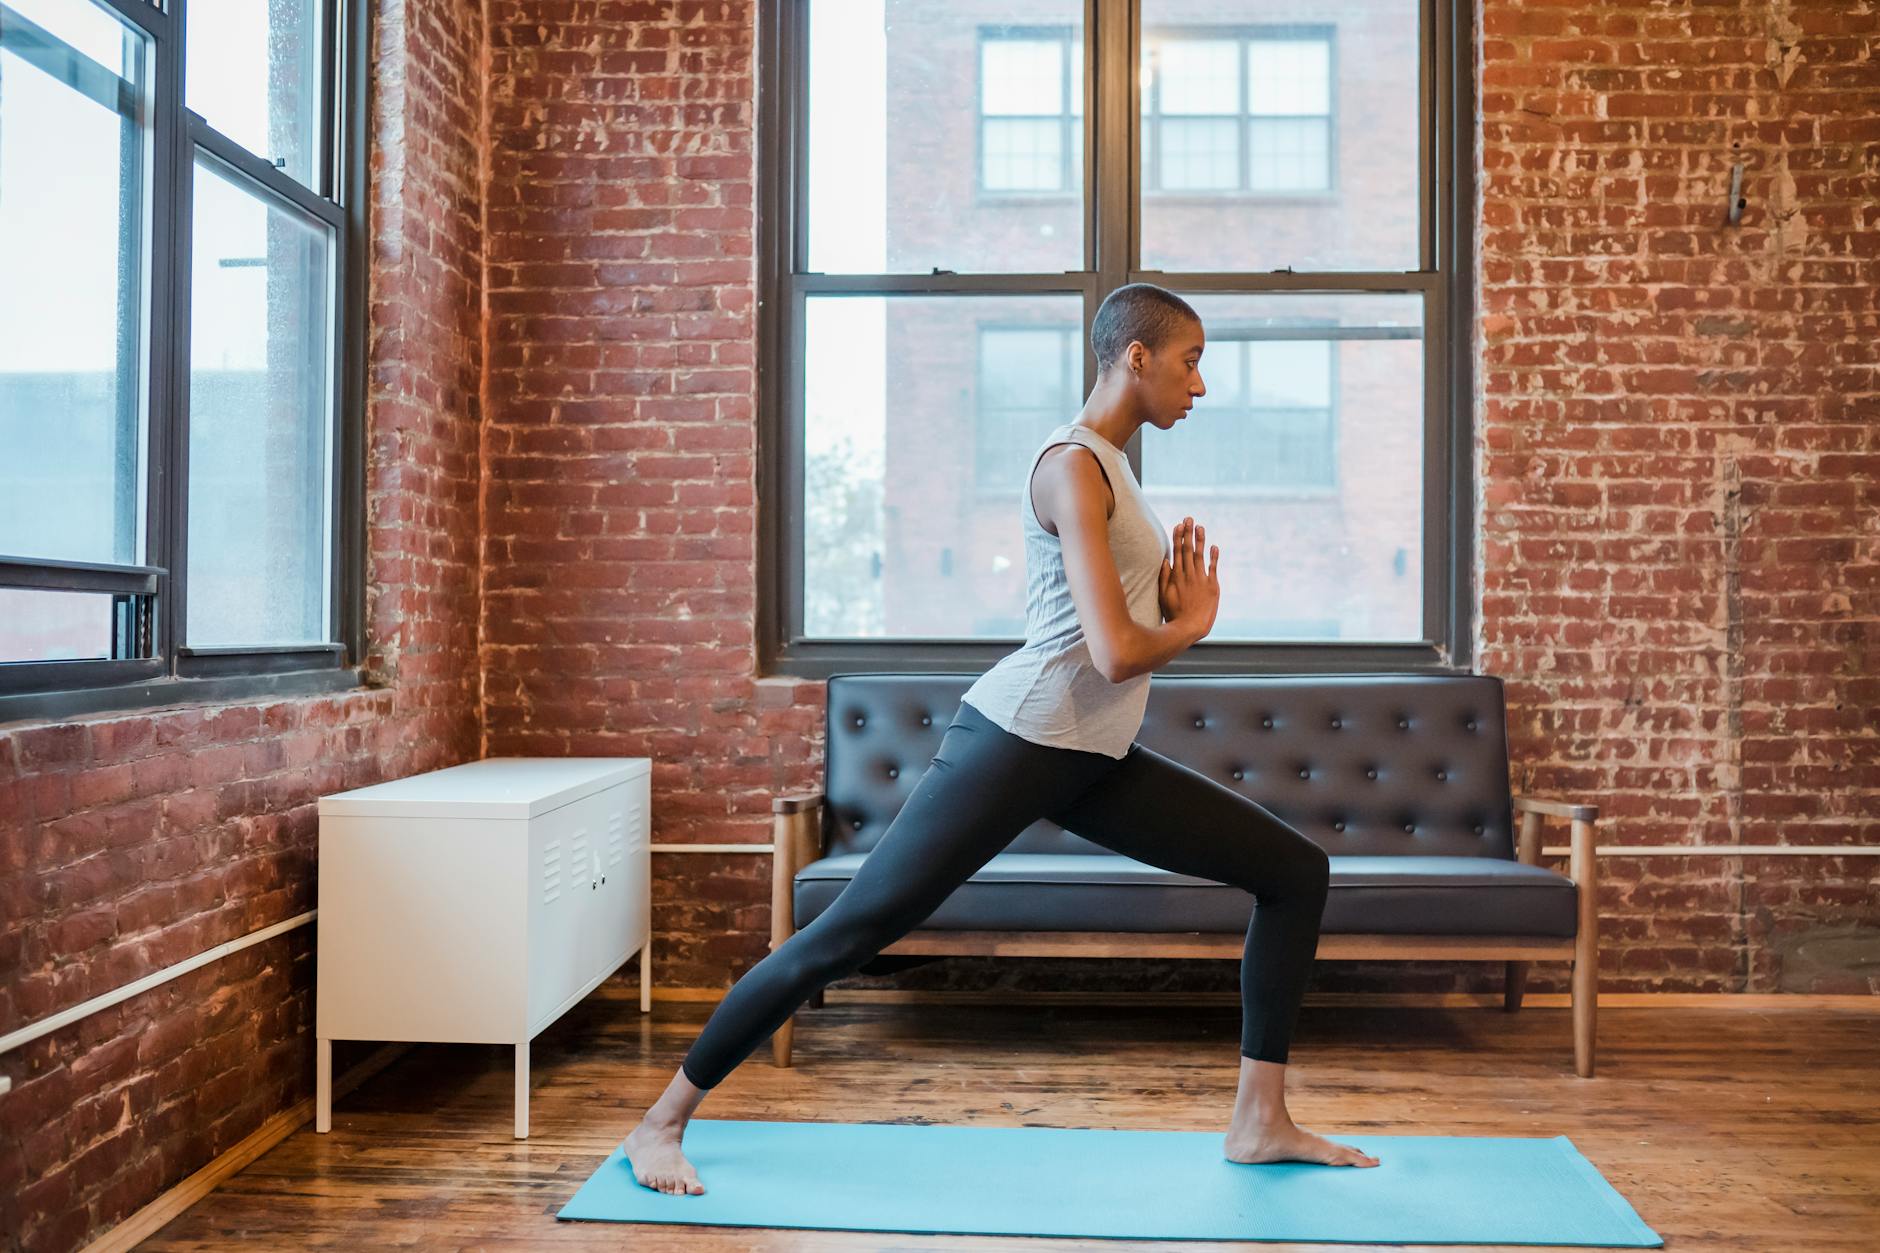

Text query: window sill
(765, 640), (1463, 680)
(0, 665), (375, 730)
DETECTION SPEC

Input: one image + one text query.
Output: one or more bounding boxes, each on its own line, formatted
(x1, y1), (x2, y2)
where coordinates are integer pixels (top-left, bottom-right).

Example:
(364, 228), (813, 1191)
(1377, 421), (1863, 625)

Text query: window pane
(982, 118), (1063, 192)
(981, 38), (1061, 115)
(186, 158), (335, 646)
(0, 0), (150, 566)
(1247, 39), (1330, 115)
(803, 295), (1084, 639)
(1158, 118), (1239, 191)
(977, 326), (1082, 494)
(1142, 293), (1424, 641)
(1157, 39), (1239, 114)
(1249, 116), (1329, 191)
(1142, 3), (1418, 271)
(0, 589), (115, 662)
(7, 0), (126, 68)
(807, 0), (1084, 274)
(186, 0), (324, 190)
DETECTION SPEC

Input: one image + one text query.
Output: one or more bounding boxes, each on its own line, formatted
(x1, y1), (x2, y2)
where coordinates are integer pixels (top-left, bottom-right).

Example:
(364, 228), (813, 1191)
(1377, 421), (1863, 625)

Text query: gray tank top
(961, 422), (1173, 759)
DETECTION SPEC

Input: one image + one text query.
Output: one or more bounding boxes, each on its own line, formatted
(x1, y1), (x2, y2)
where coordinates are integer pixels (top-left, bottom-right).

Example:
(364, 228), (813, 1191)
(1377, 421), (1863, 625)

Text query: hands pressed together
(1157, 516), (1220, 637)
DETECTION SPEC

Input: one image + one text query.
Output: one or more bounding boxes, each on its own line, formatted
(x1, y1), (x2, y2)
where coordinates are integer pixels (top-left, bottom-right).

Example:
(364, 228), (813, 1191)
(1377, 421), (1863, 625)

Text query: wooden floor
(137, 981), (1880, 1251)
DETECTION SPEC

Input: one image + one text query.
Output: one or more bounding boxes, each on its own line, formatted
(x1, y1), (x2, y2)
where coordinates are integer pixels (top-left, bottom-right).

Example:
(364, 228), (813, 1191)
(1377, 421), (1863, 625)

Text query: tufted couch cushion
(796, 673), (1577, 939)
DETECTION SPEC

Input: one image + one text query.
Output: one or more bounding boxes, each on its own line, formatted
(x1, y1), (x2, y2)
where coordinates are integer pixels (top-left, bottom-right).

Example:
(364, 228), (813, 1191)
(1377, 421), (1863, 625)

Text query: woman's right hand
(1158, 517), (1220, 638)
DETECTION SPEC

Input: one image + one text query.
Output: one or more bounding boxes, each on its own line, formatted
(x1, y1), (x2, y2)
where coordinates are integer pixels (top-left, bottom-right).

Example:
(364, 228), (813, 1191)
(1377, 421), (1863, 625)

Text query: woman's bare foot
(1224, 1119), (1379, 1168)
(622, 1116), (705, 1195)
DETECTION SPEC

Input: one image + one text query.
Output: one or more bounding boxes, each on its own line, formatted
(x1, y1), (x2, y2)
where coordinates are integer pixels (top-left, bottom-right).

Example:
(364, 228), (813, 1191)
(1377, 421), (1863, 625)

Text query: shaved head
(1091, 283), (1200, 373)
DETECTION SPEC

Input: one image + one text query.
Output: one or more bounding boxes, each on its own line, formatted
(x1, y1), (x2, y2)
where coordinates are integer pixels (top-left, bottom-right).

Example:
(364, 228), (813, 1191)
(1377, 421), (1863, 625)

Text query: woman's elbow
(1097, 641), (1136, 684)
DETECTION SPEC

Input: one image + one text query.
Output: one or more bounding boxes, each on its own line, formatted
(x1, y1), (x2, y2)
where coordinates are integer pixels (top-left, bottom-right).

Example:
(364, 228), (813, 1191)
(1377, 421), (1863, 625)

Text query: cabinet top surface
(318, 756), (649, 819)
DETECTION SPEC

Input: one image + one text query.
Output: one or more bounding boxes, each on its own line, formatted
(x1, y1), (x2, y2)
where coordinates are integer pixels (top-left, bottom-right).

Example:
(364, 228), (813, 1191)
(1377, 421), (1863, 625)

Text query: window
(0, 0), (364, 720)
(979, 29), (1082, 196)
(1141, 30), (1334, 196)
(762, 0), (1472, 674)
(974, 326), (1084, 491)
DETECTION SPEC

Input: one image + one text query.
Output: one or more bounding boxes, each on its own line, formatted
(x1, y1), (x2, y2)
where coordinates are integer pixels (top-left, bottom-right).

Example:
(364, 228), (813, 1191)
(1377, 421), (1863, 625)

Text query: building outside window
(979, 29), (1083, 196)
(1141, 29), (1334, 195)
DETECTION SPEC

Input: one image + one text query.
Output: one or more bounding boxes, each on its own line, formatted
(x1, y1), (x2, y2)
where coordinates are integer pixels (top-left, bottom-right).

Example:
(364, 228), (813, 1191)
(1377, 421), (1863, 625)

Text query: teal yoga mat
(558, 1119), (1663, 1246)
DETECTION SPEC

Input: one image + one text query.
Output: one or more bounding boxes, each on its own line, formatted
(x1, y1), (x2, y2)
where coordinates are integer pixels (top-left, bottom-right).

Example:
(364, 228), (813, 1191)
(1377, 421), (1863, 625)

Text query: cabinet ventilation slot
(607, 810), (627, 867)
(542, 842), (562, 904)
(625, 801), (647, 855)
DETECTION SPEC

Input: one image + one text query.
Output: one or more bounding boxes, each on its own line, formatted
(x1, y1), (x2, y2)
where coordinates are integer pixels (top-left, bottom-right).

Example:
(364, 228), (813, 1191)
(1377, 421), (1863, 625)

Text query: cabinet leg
(515, 1041), (529, 1139)
(316, 1037), (332, 1133)
(640, 938), (652, 1014)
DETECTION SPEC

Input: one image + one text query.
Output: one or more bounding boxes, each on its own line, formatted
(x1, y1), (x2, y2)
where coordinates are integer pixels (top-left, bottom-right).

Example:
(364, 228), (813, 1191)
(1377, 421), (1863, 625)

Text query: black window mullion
(114, 25), (148, 568)
(1096, 0), (1134, 471)
(190, 120), (344, 231)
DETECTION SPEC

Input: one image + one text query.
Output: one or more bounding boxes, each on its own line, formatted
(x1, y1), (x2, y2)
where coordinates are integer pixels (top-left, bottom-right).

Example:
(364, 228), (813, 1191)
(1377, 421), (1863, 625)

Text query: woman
(623, 283), (1379, 1195)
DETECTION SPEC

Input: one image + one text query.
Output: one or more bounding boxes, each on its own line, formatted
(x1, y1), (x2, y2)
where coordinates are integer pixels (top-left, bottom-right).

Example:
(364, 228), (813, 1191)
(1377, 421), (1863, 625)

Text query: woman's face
(1130, 318), (1207, 429)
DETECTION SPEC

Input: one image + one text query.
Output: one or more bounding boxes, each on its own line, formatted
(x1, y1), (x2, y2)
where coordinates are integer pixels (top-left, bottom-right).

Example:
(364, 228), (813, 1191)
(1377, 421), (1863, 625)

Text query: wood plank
(126, 979), (1880, 1251)
(876, 931), (1578, 960)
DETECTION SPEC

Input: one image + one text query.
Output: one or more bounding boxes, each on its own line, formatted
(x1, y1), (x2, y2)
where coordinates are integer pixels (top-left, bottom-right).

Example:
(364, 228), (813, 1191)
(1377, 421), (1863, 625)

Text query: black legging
(680, 698), (1331, 1090)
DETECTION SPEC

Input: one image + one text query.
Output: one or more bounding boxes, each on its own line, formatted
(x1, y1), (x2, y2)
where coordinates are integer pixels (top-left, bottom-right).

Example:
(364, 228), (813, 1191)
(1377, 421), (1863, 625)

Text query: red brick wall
(0, 0), (486, 1248)
(1475, 0), (1879, 994)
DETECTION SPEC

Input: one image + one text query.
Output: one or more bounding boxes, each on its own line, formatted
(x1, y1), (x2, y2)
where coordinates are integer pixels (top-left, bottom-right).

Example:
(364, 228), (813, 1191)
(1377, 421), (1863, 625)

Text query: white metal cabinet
(314, 757), (652, 1138)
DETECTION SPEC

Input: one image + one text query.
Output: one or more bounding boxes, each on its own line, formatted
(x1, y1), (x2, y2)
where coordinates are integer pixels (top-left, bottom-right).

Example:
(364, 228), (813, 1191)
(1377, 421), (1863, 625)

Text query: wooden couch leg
(769, 797), (820, 1070)
(1570, 814), (1598, 1078)
(1503, 960), (1528, 1011)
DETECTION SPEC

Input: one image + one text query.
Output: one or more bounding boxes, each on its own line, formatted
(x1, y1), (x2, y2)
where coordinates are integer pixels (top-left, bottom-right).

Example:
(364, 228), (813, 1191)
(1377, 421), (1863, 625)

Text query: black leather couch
(770, 673), (1601, 1075)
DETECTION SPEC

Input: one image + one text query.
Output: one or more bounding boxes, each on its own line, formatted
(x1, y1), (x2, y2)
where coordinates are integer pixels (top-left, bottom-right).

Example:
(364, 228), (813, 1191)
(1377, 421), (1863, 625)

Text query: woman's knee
(796, 906), (908, 977)
(1267, 831), (1330, 900)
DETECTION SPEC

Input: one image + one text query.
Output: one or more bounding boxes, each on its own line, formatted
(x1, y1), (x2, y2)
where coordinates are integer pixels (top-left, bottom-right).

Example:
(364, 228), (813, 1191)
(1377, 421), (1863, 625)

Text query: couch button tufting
(887, 767), (898, 779)
(1332, 820), (1346, 832)
(1231, 769), (1244, 780)
(1403, 822), (1415, 833)
(1194, 717), (1205, 728)
(855, 716), (865, 727)
(921, 715), (931, 726)
(1436, 770), (1447, 781)
(1473, 824), (1485, 834)
(1465, 719), (1477, 731)
(1365, 768), (1377, 780)
(1261, 717), (1273, 729)
(853, 818), (863, 829)
(1397, 717), (1409, 729)
(1330, 717), (1342, 729)
(1298, 767), (1310, 779)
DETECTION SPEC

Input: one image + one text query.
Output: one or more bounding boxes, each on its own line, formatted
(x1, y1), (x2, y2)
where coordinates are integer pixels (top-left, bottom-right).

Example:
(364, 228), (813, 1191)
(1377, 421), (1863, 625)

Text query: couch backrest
(821, 673), (1516, 861)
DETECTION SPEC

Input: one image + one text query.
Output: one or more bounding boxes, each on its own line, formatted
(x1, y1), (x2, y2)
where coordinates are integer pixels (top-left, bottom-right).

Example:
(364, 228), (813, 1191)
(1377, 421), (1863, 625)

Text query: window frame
(0, 0), (369, 723)
(758, 0), (1476, 677)
(1140, 24), (1337, 199)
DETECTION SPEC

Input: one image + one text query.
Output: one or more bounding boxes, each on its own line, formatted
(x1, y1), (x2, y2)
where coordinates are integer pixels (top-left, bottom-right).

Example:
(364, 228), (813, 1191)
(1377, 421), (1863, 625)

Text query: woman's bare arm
(1034, 445), (1203, 683)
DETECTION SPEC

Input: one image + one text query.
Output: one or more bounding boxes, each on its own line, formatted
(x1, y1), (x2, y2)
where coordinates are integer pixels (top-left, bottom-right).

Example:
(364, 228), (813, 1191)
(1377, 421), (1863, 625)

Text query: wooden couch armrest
(1512, 795), (1599, 822)
(1511, 794), (1598, 888)
(773, 792), (823, 816)
(770, 793), (824, 948)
